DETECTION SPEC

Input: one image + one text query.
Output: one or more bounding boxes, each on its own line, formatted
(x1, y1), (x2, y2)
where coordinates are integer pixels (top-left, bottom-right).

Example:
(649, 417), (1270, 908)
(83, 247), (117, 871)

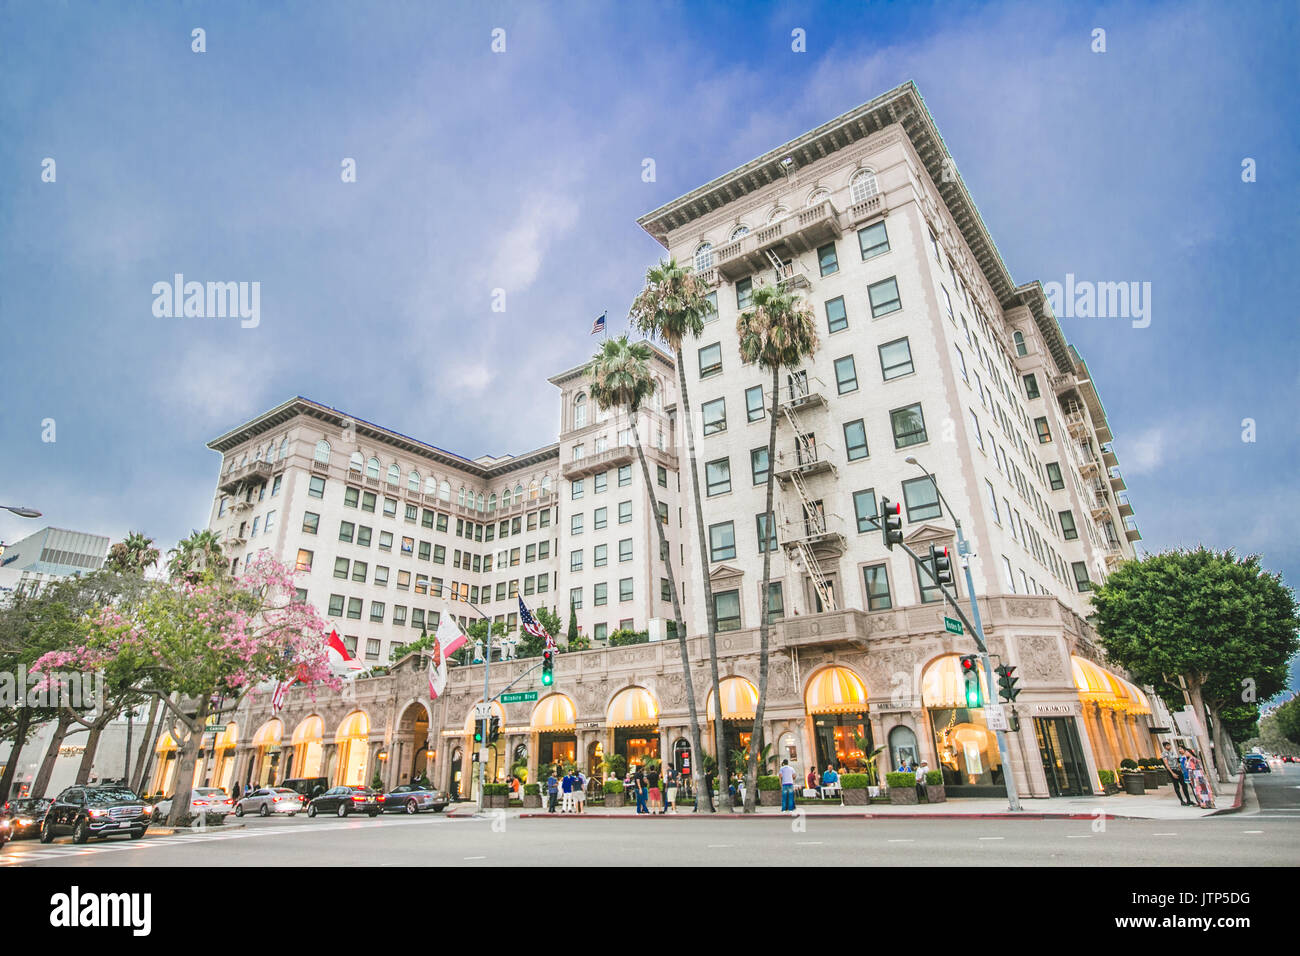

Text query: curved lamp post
(1, 506), (41, 518)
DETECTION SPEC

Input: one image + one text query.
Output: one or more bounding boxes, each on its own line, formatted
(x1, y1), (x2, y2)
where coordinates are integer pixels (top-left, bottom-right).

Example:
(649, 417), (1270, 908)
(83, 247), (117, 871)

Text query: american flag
(590, 311), (607, 335)
(271, 676), (297, 714)
(519, 597), (554, 651)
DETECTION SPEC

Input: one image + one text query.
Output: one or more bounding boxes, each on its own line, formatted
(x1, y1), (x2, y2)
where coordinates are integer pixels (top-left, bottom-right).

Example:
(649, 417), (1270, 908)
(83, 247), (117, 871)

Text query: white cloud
(484, 192), (581, 292)
(1124, 427), (1167, 475)
(156, 344), (274, 428)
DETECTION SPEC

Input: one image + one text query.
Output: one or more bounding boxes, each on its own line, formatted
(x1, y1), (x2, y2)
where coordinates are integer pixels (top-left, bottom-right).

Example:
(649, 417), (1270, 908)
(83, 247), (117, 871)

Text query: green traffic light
(965, 680), (982, 709)
(541, 670), (553, 686)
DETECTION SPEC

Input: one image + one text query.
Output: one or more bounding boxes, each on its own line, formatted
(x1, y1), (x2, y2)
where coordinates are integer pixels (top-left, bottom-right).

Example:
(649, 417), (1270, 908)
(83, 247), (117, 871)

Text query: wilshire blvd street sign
(943, 616), (963, 635)
(500, 691), (539, 704)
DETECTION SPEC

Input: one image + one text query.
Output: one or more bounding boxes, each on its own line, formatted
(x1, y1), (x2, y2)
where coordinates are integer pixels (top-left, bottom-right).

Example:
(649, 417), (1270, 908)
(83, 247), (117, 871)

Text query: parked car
(235, 787), (302, 817)
(280, 777), (330, 807)
(40, 785), (152, 844)
(378, 784), (450, 814)
(153, 788), (235, 820)
(1244, 754), (1271, 774)
(1, 797), (53, 839)
(0, 816), (10, 850)
(306, 786), (381, 818)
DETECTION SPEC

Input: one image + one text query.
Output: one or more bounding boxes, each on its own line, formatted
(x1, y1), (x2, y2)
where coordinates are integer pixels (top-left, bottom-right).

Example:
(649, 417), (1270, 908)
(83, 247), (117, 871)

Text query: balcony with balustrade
(712, 201), (843, 282)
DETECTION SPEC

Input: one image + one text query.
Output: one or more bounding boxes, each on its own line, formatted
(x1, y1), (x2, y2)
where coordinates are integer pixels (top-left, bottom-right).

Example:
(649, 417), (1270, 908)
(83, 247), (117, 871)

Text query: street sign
(984, 703), (1009, 732)
(500, 691), (538, 704)
(474, 703), (493, 718)
(943, 616), (963, 635)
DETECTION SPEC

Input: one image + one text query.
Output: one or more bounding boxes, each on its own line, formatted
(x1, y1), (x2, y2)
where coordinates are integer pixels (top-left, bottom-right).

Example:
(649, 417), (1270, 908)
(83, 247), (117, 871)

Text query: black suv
(280, 777), (330, 806)
(41, 785), (152, 844)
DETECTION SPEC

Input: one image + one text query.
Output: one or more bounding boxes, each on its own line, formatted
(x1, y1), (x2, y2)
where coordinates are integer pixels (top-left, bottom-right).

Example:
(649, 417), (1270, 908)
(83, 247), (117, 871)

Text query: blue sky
(2, 1), (1297, 690)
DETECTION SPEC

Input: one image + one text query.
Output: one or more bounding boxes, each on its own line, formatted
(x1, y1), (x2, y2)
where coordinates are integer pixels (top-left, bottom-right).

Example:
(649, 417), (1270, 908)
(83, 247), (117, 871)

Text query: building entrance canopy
(1071, 656), (1151, 714)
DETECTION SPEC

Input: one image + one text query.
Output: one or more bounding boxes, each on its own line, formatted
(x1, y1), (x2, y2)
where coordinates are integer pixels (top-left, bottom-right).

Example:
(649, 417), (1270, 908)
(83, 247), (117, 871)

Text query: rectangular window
(1047, 462), (1064, 490)
(308, 476), (326, 499)
(383, 497), (398, 518)
(917, 555), (943, 605)
(702, 397), (727, 436)
(1023, 373), (1040, 400)
(570, 587), (583, 610)
(714, 590), (741, 632)
(619, 578), (634, 602)
(890, 403), (927, 448)
(333, 556), (350, 579)
(397, 570), (410, 590)
(618, 465), (632, 486)
(704, 290), (718, 321)
(868, 276), (902, 317)
(393, 605), (407, 626)
(878, 337), (913, 380)
(296, 549), (314, 572)
(370, 601), (385, 623)
(594, 543), (608, 567)
(1035, 416), (1052, 444)
(356, 526), (372, 547)
(617, 500), (632, 524)
(571, 513), (584, 535)
(404, 503), (418, 523)
(986, 480), (1000, 523)
(902, 476), (942, 521)
(344, 486), (360, 509)
(661, 579), (671, 602)
(755, 512), (777, 553)
(834, 355), (859, 394)
(736, 278), (752, 311)
(590, 506), (606, 531)
(969, 410), (985, 452)
(1072, 561), (1092, 592)
(698, 342), (722, 378)
(339, 520), (355, 543)
(1059, 510), (1079, 540)
(421, 509), (434, 528)
(764, 582), (785, 623)
(594, 583), (608, 606)
(955, 345), (968, 383)
(709, 521), (736, 562)
(300, 512), (319, 535)
(351, 561), (367, 583)
(843, 420), (869, 461)
(858, 221), (890, 260)
(432, 544), (445, 564)
(346, 597), (362, 620)
(361, 490), (376, 513)
(745, 385), (765, 421)
(570, 478), (584, 500)
(436, 513), (448, 532)
(537, 574), (549, 594)
(817, 241), (839, 277)
(863, 564), (892, 610)
(375, 566), (389, 586)
(328, 594), (344, 617)
(418, 540), (431, 561)
(825, 296), (848, 334)
(401, 536), (414, 555)
(594, 472), (607, 494)
(570, 549), (583, 572)
(524, 576), (535, 596)
(510, 547), (520, 566)
(750, 446), (770, 485)
(263, 510), (276, 533)
(853, 488), (878, 533)
(705, 458), (731, 497)
(539, 509), (551, 528)
(593, 623), (608, 642)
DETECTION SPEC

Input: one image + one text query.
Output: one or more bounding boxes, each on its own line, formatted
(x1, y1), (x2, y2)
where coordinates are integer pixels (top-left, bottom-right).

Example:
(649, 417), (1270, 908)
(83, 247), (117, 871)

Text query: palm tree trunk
(630, 416), (712, 813)
(675, 357), (727, 810)
(0, 708), (32, 800)
(744, 365), (782, 812)
(32, 710), (73, 797)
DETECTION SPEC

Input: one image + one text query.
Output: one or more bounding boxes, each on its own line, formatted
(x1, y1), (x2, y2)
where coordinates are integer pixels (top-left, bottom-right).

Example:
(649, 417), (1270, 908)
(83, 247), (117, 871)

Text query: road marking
(887, 839), (913, 843)
(1242, 830), (1263, 834)
(707, 844), (734, 848)
(463, 855), (486, 860)
(1153, 833), (1177, 836)
(978, 837), (1004, 841)
(797, 841), (824, 845)
(1066, 835), (1091, 839)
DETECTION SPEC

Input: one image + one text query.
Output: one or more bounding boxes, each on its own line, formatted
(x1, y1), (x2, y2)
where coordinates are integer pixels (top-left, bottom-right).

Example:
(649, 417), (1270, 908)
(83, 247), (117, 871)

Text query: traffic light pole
(449, 598), (494, 812)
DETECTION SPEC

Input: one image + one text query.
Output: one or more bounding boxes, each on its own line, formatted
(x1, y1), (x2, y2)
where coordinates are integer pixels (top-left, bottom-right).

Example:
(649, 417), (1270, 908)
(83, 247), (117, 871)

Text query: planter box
(925, 784), (947, 803)
(605, 792), (625, 808)
(522, 794), (542, 808)
(483, 794), (508, 809)
(1143, 770), (1163, 789)
(842, 787), (869, 806)
(888, 787), (918, 805)
(758, 789), (781, 806)
(1122, 773), (1146, 795)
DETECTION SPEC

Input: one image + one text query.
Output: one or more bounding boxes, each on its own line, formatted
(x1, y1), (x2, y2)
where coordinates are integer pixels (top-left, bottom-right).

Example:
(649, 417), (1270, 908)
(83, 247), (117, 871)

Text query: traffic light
(473, 722), (484, 744)
(541, 647), (554, 686)
(959, 654), (982, 708)
(880, 497), (903, 550)
(930, 544), (954, 588)
(488, 715), (501, 744)
(996, 664), (1021, 702)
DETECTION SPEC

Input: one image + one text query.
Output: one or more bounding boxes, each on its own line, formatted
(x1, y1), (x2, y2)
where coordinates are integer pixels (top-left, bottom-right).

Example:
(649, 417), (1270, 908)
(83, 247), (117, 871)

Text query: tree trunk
(0, 708), (33, 801)
(744, 365), (781, 813)
(165, 697), (208, 827)
(74, 719), (107, 785)
(1203, 701), (1234, 785)
(32, 710), (73, 798)
(1185, 678), (1224, 786)
(124, 708), (134, 784)
(631, 416), (711, 813)
(676, 357), (727, 810)
(131, 696), (162, 794)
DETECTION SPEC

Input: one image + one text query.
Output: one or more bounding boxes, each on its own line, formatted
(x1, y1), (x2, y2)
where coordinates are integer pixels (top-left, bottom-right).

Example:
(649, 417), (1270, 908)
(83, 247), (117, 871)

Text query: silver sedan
(235, 787), (301, 817)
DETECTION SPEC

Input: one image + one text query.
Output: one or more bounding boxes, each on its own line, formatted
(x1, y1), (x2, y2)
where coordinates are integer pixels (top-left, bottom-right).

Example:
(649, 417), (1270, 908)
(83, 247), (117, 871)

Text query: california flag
(326, 629), (364, 673)
(436, 613), (468, 656)
(427, 629), (447, 699)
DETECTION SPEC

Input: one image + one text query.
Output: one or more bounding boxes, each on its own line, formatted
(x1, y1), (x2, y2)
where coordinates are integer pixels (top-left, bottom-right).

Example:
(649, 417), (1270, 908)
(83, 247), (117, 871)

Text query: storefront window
(614, 728), (660, 769)
(813, 713), (872, 773)
(929, 707), (1002, 787)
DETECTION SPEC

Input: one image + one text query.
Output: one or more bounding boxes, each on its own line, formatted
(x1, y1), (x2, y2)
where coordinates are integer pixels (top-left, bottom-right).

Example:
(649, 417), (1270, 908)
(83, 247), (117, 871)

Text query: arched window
(528, 480), (539, 500)
(477, 493), (485, 512)
(806, 187), (830, 208)
(439, 480), (451, 502)
(541, 475), (552, 495)
(254, 445), (263, 461)
(729, 224), (749, 241)
(240, 454), (248, 467)
(488, 493), (497, 511)
(1013, 331), (1027, 357)
(386, 463), (400, 486)
(226, 458), (235, 474)
(278, 437), (288, 460)
(573, 394), (587, 430)
(767, 206), (787, 224)
(850, 169), (879, 203)
(408, 470), (421, 492)
(458, 487), (467, 508)
(424, 475), (437, 496)
(313, 441), (330, 464)
(501, 486), (510, 504)
(349, 452), (363, 472)
(514, 484), (524, 504)
(267, 442), (278, 463)
(694, 242), (713, 271)
(366, 457), (380, 479)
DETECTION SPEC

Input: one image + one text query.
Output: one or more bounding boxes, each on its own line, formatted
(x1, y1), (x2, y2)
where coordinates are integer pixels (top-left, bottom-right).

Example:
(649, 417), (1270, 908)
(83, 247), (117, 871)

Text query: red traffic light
(959, 654), (978, 672)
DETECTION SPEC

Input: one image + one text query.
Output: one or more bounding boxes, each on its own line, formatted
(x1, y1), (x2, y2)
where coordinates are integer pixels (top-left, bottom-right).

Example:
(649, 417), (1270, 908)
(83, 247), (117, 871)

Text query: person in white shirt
(574, 771), (586, 813)
(778, 759), (798, 812)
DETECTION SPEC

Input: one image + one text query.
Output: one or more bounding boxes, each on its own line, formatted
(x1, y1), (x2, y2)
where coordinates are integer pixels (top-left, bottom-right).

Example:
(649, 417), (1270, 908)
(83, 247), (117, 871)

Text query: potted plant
(603, 779), (626, 808)
(756, 775), (781, 806)
(841, 773), (870, 805)
(886, 771), (917, 805)
(1140, 759), (1164, 790)
(1119, 759), (1145, 795)
(522, 783), (542, 809)
(854, 737), (885, 797)
(924, 769), (945, 803)
(1097, 769), (1120, 794)
(482, 783), (509, 809)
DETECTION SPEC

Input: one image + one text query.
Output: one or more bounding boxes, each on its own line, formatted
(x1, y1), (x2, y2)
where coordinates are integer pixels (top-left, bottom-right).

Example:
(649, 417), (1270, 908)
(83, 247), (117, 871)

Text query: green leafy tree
(166, 529), (227, 584)
(567, 597), (579, 645)
(1275, 696), (1300, 748)
(586, 332), (711, 812)
(105, 532), (161, 575)
(608, 628), (649, 647)
(736, 281), (819, 811)
(1091, 548), (1299, 783)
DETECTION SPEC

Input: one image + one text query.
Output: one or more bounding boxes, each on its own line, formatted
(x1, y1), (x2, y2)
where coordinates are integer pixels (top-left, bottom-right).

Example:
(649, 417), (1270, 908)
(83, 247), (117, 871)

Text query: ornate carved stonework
(1018, 634), (1065, 683)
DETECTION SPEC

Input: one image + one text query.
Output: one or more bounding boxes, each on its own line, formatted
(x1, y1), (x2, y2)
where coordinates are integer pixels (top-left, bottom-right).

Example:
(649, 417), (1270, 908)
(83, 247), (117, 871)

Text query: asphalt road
(1247, 759), (1300, 819)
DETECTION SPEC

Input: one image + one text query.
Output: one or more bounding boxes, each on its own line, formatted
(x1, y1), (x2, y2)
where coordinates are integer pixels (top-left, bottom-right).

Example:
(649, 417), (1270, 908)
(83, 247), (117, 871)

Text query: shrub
(1099, 769), (1115, 786)
(1120, 758), (1138, 771)
(603, 780), (625, 795)
(757, 775), (780, 791)
(840, 774), (870, 789)
(483, 783), (509, 796)
(523, 783), (540, 796)
(925, 770), (942, 786)
(885, 772), (916, 789)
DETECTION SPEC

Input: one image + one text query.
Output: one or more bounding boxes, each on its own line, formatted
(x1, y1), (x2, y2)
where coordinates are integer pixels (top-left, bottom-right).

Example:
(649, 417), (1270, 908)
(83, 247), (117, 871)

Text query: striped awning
(707, 676), (758, 721)
(1071, 656), (1151, 714)
(292, 715), (323, 743)
(155, 732), (179, 754)
(531, 694), (576, 731)
(252, 718), (282, 747)
(921, 654), (990, 709)
(213, 722), (238, 750)
(607, 687), (659, 728)
(334, 710), (369, 742)
(804, 666), (868, 714)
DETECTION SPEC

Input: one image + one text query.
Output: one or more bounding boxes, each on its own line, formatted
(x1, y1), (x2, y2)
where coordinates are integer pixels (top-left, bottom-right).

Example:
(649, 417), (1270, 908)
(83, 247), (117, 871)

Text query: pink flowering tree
(33, 554), (336, 825)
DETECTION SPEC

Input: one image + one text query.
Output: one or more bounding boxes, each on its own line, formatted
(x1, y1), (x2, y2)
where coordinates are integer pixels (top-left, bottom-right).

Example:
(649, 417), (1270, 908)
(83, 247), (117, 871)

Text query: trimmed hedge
(757, 775), (780, 791)
(925, 770), (942, 786)
(603, 780), (625, 795)
(1120, 758), (1138, 771)
(1098, 769), (1116, 786)
(840, 774), (870, 789)
(885, 771), (916, 788)
(483, 783), (509, 796)
(523, 783), (540, 796)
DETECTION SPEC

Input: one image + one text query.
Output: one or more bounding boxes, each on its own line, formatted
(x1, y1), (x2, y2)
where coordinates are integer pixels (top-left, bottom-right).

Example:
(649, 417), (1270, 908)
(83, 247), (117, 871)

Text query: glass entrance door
(1034, 717), (1090, 797)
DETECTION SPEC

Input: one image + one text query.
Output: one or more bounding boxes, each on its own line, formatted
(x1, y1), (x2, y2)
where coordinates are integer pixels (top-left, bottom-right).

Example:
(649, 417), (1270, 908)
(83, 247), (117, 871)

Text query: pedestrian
(575, 770), (586, 814)
(546, 770), (559, 813)
(232, 782), (241, 801)
(821, 763), (840, 797)
(561, 770), (575, 813)
(1161, 741), (1193, 806)
(778, 758), (797, 812)
(1180, 746), (1215, 809)
(664, 767), (678, 814)
(915, 759), (929, 800)
(647, 764), (662, 813)
(806, 764), (819, 797)
(633, 766), (649, 814)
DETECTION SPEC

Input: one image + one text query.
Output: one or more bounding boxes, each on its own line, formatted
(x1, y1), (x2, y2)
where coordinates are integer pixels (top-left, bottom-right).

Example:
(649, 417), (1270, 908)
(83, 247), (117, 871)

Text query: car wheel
(337, 804), (349, 817)
(259, 804), (270, 817)
(308, 805), (317, 817)
(235, 805), (244, 817)
(368, 811), (379, 818)
(405, 800), (418, 815)
(72, 819), (89, 845)
(39, 824), (55, 844)
(129, 829), (144, 840)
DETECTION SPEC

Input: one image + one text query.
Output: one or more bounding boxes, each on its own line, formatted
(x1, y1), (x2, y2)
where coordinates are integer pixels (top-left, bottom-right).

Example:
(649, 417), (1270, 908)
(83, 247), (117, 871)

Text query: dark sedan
(1, 798), (53, 839)
(306, 786), (381, 818)
(1244, 754), (1271, 774)
(41, 785), (152, 844)
(377, 784), (450, 814)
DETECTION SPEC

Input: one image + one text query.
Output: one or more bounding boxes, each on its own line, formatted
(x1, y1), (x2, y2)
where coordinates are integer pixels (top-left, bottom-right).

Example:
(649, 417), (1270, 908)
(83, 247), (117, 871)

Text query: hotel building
(164, 82), (1162, 803)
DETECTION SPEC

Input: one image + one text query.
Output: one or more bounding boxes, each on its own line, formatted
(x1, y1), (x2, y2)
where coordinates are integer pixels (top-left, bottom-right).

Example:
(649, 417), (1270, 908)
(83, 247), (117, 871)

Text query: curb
(515, 810), (1166, 821)
(1209, 772), (1246, 816)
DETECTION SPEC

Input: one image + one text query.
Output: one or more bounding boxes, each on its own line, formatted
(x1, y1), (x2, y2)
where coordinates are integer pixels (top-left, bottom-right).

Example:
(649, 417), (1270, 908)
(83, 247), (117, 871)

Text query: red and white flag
(326, 629), (363, 673)
(436, 613), (468, 657)
(427, 631), (447, 700)
(271, 676), (298, 714)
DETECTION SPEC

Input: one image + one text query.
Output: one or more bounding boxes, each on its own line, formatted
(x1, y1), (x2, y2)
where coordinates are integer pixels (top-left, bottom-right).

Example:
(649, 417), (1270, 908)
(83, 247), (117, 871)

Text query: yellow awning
(707, 676), (758, 721)
(607, 687), (659, 728)
(804, 666), (868, 714)
(921, 654), (990, 709)
(155, 732), (179, 754)
(292, 715), (323, 743)
(252, 718), (282, 747)
(531, 694), (576, 731)
(213, 722), (238, 750)
(334, 710), (369, 742)
(1071, 656), (1150, 714)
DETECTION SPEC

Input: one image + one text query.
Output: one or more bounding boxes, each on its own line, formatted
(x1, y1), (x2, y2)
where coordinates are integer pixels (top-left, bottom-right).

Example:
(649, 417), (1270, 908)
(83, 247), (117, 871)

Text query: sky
(1, 1), (1297, 690)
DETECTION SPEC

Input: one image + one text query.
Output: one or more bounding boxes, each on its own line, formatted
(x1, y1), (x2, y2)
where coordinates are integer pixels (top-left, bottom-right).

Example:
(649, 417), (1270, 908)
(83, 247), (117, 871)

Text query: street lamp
(1, 506), (41, 518)
(904, 455), (1022, 812)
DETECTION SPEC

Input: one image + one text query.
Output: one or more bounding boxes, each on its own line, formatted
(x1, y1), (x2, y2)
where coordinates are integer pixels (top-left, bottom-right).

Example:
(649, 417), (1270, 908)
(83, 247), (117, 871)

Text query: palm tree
(585, 335), (712, 812)
(105, 531), (161, 575)
(629, 257), (730, 809)
(736, 282), (819, 812)
(166, 529), (227, 583)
